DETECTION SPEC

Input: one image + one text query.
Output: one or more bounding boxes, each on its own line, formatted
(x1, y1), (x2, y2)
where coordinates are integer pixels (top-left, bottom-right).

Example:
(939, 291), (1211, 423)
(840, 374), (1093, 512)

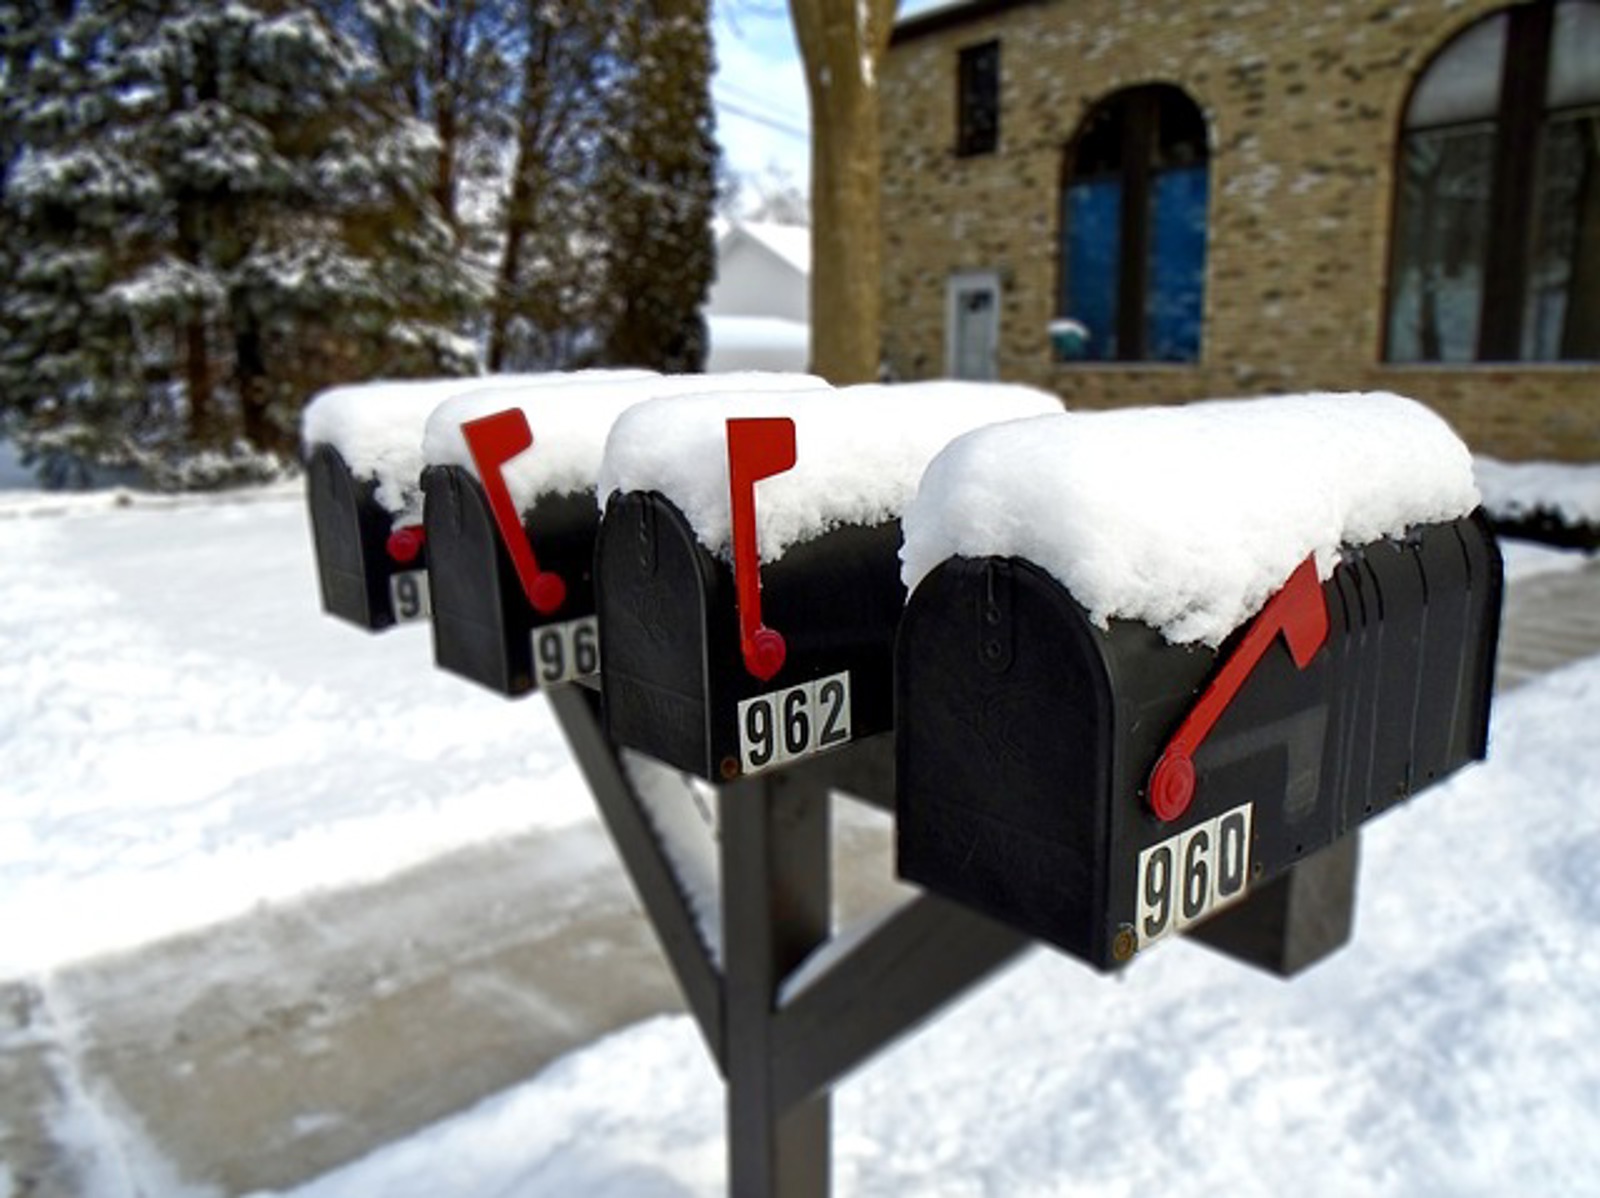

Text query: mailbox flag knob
(386, 525), (426, 564)
(1147, 555), (1329, 822)
(727, 417), (797, 682)
(461, 408), (567, 617)
(1148, 752), (1197, 823)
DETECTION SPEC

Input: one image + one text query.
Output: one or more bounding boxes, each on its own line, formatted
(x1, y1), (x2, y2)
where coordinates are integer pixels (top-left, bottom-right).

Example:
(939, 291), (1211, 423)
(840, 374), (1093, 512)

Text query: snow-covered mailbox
(303, 378), (486, 630)
(896, 394), (1502, 973)
(594, 382), (1062, 781)
(419, 373), (823, 697)
(301, 373), (641, 631)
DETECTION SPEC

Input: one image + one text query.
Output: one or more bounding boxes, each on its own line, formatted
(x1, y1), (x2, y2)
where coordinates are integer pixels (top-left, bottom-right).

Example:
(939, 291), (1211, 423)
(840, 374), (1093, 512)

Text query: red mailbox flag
(460, 409), (567, 617)
(1147, 554), (1330, 822)
(726, 417), (797, 682)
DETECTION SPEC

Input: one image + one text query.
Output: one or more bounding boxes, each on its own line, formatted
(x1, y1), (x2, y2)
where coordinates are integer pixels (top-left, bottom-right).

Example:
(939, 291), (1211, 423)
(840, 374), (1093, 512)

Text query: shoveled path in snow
(0, 795), (905, 1196)
(1495, 550), (1600, 689)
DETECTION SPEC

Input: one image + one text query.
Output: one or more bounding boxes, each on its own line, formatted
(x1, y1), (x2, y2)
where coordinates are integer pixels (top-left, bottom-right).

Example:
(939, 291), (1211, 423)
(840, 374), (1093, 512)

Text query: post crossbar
(543, 683), (1032, 1198)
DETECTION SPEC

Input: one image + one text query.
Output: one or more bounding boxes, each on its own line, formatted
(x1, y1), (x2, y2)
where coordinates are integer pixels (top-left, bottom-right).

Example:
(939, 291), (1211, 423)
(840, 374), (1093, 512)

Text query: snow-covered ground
(1, 447), (1597, 1197)
(285, 649), (1600, 1198)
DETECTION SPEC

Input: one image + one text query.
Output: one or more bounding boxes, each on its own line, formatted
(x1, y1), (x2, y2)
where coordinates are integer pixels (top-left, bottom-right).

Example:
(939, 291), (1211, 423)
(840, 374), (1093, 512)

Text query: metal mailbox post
(896, 513), (1502, 972)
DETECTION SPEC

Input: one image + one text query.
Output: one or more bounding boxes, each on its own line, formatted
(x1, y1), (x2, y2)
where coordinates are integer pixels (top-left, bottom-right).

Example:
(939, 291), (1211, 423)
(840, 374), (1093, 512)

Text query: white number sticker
(736, 671), (852, 775)
(1136, 802), (1253, 950)
(388, 570), (432, 623)
(531, 615), (601, 686)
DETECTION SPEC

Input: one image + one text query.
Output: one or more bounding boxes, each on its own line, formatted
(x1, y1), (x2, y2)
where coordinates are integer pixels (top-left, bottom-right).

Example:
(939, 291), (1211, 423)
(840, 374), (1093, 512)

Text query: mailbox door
(598, 491), (904, 781)
(306, 445), (397, 630)
(424, 466), (602, 697)
(897, 557), (1120, 965)
(424, 465), (533, 694)
(597, 491), (721, 776)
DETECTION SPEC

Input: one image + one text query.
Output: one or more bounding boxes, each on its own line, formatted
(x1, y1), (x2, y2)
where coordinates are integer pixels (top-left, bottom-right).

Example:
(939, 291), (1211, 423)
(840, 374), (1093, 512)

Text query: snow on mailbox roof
(422, 372), (825, 514)
(301, 371), (649, 523)
(598, 380), (1064, 563)
(901, 392), (1481, 647)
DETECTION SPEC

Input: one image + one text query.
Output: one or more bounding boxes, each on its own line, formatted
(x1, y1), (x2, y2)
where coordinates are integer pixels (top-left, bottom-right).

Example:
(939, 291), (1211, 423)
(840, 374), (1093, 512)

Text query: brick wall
(881, 0), (1599, 461)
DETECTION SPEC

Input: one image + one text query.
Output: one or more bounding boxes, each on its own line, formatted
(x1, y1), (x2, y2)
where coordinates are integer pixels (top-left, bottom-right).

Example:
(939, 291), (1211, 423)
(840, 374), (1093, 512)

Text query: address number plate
(389, 570), (432, 623)
(1136, 802), (1253, 950)
(532, 615), (600, 686)
(737, 671), (851, 775)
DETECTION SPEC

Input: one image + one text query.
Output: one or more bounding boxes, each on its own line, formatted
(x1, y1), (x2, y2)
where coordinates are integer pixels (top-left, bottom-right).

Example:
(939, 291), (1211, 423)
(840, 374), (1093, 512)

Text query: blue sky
(711, 0), (950, 197)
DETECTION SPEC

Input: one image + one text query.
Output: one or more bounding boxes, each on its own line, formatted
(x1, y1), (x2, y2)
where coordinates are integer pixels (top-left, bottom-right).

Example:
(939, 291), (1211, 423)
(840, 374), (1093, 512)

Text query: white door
(946, 271), (1000, 380)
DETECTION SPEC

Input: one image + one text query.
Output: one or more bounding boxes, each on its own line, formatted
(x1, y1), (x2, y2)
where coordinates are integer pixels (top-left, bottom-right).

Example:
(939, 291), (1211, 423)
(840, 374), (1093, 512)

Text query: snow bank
(422, 372), (823, 514)
(901, 393), (1480, 646)
(1475, 456), (1600, 528)
(301, 372), (650, 524)
(706, 315), (809, 373)
(598, 380), (1063, 562)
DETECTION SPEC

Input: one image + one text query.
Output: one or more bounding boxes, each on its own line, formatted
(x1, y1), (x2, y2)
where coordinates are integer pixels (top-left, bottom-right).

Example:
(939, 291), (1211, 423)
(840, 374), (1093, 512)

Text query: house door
(946, 271), (1000, 380)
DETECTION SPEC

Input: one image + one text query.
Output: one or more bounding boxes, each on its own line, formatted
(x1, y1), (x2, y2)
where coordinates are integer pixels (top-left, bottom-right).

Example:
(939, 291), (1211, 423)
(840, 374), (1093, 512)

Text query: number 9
(394, 573), (421, 619)
(1142, 845), (1173, 940)
(536, 627), (566, 683)
(745, 698), (775, 768)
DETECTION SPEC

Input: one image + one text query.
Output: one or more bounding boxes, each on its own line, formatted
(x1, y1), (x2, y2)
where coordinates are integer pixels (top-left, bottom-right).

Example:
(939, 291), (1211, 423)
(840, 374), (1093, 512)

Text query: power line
(715, 94), (809, 141)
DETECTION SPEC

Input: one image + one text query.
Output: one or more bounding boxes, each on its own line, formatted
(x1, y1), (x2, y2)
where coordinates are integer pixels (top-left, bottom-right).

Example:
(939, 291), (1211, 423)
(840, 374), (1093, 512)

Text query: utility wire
(715, 94), (808, 140)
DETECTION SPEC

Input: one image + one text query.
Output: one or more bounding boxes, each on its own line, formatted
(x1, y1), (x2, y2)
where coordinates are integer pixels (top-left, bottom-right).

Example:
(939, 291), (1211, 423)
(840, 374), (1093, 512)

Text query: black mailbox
(597, 488), (903, 781)
(422, 453), (600, 697)
(595, 383), (1063, 782)
(305, 441), (432, 631)
(896, 512), (1502, 972)
(421, 373), (827, 698)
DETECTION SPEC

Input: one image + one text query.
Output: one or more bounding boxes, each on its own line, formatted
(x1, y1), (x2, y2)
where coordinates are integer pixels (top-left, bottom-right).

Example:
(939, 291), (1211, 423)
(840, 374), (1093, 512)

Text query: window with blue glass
(1059, 86), (1210, 363)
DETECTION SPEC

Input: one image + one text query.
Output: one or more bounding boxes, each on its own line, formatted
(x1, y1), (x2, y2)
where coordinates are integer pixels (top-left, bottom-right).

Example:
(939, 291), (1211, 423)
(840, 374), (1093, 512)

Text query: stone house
(880, 0), (1599, 460)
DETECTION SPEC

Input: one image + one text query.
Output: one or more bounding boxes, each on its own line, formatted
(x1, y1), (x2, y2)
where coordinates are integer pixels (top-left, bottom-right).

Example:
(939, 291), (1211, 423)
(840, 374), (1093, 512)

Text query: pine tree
(0, 0), (484, 485)
(597, 0), (718, 372)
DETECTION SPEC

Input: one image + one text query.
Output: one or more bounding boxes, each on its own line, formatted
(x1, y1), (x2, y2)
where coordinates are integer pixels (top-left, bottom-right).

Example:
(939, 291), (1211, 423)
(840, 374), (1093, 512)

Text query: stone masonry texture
(881, 0), (1599, 461)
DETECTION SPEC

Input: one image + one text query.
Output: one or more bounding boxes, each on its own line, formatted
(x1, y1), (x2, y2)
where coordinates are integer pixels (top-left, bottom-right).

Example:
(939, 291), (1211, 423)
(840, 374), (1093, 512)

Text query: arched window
(1058, 85), (1210, 363)
(1387, 0), (1600, 362)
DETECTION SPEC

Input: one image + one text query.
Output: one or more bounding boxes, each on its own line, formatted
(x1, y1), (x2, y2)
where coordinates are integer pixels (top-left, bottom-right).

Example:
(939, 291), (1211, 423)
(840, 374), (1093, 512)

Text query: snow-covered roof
(901, 392), (1481, 647)
(422, 372), (824, 514)
(598, 380), (1063, 563)
(301, 372), (650, 524)
(722, 221), (810, 276)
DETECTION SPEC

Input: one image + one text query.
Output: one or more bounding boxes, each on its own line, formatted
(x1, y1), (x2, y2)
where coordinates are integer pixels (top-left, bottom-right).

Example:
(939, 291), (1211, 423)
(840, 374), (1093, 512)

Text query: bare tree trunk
(487, 12), (553, 371)
(182, 317), (217, 445)
(431, 1), (462, 230)
(790, 0), (897, 385)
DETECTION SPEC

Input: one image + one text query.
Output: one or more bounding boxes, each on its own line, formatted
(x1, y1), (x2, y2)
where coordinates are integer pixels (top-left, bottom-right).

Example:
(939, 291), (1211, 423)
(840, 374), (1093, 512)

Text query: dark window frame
(956, 40), (1000, 157)
(1386, 0), (1600, 363)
